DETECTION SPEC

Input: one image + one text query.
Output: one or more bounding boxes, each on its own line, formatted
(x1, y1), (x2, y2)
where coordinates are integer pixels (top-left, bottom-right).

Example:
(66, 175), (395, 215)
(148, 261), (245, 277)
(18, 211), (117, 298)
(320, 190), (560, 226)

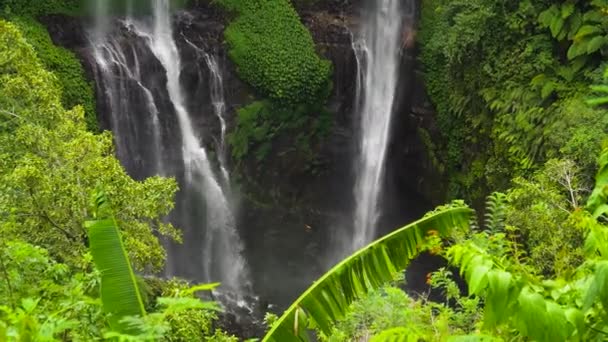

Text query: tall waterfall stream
(352, 0), (413, 249)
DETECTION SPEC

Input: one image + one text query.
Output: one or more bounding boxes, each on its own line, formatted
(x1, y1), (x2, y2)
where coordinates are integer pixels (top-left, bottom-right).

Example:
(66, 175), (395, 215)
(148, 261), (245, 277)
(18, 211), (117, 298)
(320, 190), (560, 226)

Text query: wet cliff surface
(43, 0), (441, 311)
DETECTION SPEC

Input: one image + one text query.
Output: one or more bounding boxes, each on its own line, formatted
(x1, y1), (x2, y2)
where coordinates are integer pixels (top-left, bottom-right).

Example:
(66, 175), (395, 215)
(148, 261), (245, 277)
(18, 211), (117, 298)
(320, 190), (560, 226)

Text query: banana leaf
(85, 191), (146, 334)
(263, 207), (473, 341)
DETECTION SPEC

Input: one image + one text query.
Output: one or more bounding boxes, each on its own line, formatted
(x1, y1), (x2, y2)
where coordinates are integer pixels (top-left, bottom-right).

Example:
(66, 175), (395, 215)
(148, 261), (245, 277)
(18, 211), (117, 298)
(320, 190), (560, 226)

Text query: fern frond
(484, 192), (507, 233)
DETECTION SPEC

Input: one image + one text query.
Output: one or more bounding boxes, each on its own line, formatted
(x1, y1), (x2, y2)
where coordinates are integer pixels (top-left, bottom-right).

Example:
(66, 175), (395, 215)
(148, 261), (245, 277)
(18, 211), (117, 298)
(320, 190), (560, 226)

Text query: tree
(0, 19), (179, 271)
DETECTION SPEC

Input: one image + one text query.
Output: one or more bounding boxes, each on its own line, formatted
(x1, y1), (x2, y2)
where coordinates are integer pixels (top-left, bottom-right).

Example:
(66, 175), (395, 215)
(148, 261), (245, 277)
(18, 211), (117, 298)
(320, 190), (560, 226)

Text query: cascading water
(89, 0), (249, 295)
(183, 37), (231, 186)
(204, 54), (231, 186)
(91, 11), (165, 176)
(352, 0), (406, 249)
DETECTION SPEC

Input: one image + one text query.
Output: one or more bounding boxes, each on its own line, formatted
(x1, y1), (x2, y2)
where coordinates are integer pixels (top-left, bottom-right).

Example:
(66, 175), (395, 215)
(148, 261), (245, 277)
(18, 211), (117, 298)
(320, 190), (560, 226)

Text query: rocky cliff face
(43, 0), (442, 309)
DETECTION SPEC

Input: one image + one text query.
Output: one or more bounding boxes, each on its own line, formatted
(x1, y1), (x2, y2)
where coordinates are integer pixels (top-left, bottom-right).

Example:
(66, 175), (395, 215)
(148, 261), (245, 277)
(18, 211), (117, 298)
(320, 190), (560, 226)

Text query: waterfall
(89, 0), (249, 295)
(352, 0), (405, 249)
(147, 0), (248, 293)
(183, 37), (231, 186)
(91, 26), (165, 176)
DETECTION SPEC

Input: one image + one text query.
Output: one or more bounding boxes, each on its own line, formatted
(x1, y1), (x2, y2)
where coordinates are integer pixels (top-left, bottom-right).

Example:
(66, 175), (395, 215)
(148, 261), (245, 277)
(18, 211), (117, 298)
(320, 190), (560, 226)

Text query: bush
(419, 0), (608, 202)
(216, 0), (332, 106)
(10, 16), (97, 131)
(0, 0), (83, 16)
(228, 100), (332, 161)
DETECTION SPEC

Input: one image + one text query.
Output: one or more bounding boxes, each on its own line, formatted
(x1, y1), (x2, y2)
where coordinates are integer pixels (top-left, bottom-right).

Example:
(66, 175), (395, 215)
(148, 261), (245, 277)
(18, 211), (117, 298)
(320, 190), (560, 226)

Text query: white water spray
(91, 27), (164, 175)
(352, 0), (404, 249)
(203, 53), (231, 186)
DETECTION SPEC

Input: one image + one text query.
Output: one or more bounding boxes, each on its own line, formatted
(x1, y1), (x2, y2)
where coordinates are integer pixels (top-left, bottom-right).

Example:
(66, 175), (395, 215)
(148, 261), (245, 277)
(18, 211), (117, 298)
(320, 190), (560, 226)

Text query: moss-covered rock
(217, 0), (332, 106)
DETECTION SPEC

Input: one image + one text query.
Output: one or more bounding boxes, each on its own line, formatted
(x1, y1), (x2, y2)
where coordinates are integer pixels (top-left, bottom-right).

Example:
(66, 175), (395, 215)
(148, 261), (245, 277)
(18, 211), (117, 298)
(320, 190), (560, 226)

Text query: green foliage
(323, 285), (432, 341)
(0, 0), (83, 16)
(9, 16), (98, 132)
(368, 149), (608, 341)
(538, 1), (608, 60)
(321, 277), (482, 342)
(483, 192), (507, 233)
(587, 146), (608, 218)
(216, 0), (332, 106)
(263, 207), (473, 341)
(143, 279), (221, 341)
(588, 67), (608, 106)
(321, 149), (608, 341)
(443, 208), (608, 341)
(0, 241), (105, 341)
(104, 295), (221, 341)
(0, 19), (179, 271)
(420, 0), (608, 201)
(216, 0), (333, 162)
(228, 100), (332, 161)
(504, 159), (586, 275)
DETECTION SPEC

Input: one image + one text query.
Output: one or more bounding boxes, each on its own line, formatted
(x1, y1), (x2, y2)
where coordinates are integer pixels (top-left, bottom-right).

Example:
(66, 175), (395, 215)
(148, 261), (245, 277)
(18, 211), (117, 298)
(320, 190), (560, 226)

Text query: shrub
(228, 100), (332, 161)
(0, 0), (83, 16)
(216, 0), (332, 106)
(10, 16), (98, 131)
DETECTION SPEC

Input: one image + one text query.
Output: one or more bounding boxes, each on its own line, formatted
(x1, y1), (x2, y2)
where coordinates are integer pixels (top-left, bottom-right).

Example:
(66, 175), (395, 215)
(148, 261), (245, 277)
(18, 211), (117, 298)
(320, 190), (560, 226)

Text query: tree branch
(28, 189), (78, 242)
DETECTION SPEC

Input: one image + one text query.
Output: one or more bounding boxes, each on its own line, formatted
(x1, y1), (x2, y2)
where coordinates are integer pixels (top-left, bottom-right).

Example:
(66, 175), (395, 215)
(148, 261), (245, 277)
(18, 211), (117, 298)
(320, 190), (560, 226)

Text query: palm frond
(262, 207), (473, 342)
(85, 190), (146, 334)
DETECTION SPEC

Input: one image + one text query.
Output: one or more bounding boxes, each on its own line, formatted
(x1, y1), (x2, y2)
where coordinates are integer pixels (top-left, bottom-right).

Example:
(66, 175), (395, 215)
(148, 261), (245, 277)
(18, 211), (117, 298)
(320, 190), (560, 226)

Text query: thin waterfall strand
(183, 37), (231, 186)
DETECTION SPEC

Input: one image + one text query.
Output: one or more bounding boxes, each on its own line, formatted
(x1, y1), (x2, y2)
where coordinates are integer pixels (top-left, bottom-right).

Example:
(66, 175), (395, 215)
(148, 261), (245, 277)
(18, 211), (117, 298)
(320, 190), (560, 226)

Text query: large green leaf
(85, 190), (146, 334)
(586, 35), (608, 54)
(262, 207), (473, 342)
(574, 25), (602, 40)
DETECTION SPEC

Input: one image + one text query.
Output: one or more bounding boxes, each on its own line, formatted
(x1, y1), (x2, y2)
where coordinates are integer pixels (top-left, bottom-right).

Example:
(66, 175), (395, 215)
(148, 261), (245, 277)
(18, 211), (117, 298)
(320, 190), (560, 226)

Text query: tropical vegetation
(419, 0), (608, 203)
(264, 146), (608, 341)
(216, 0), (333, 162)
(0, 0), (607, 341)
(0, 17), (234, 341)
